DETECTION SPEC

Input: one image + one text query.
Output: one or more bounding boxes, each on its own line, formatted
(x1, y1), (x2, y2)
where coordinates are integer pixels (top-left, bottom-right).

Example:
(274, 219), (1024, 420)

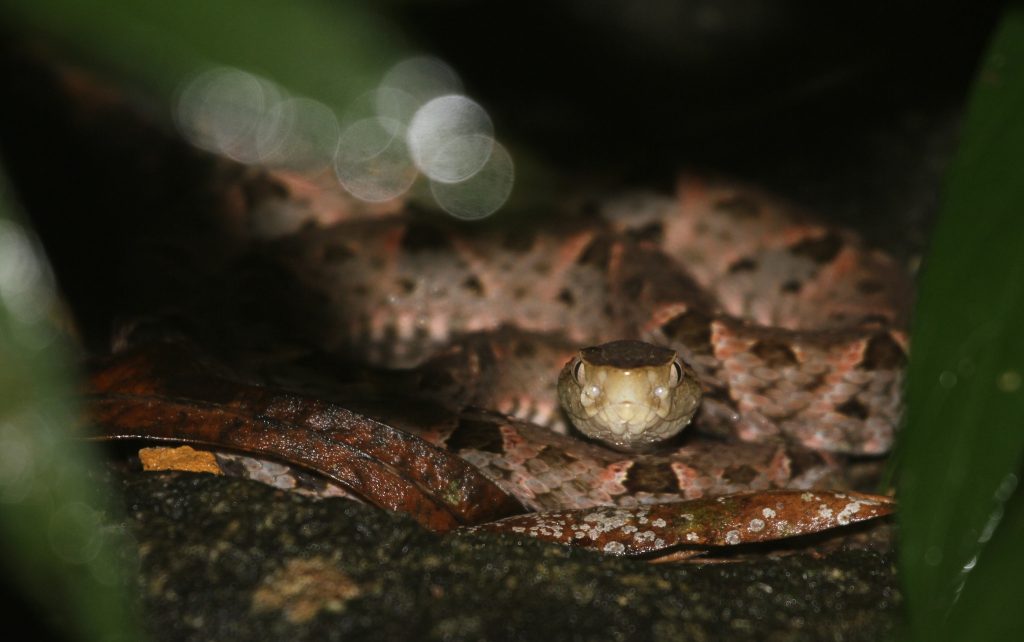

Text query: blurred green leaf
(0, 3), (417, 639)
(944, 483), (1024, 640)
(3, 0), (407, 109)
(0, 169), (142, 640)
(897, 4), (1024, 640)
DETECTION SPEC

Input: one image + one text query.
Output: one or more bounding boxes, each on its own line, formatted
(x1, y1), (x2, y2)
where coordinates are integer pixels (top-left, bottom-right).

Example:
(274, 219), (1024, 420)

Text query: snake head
(557, 340), (702, 451)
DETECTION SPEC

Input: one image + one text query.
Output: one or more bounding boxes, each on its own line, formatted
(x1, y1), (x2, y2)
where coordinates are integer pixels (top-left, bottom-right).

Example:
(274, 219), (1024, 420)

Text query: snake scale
(224, 172), (910, 514)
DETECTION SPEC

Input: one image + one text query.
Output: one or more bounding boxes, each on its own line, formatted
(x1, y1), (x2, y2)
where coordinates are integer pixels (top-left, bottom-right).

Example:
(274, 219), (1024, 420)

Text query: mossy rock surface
(116, 471), (900, 642)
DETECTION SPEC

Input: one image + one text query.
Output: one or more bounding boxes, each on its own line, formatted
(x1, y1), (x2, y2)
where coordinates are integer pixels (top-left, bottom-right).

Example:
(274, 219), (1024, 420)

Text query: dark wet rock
(115, 471), (900, 641)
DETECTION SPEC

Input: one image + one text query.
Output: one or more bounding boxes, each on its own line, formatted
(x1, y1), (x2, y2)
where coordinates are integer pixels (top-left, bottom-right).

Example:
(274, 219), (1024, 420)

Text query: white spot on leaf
(603, 541), (626, 555)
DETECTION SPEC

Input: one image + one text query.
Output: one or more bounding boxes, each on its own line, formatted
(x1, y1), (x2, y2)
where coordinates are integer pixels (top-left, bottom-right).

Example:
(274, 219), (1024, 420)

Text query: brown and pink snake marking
(247, 174), (910, 507)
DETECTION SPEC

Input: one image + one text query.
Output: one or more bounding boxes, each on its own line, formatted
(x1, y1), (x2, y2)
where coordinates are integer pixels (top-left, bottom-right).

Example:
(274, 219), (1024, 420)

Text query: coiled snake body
(254, 174), (910, 513)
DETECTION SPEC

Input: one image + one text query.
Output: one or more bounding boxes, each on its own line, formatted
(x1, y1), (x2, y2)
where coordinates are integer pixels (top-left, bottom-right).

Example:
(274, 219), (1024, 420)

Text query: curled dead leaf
(86, 341), (525, 532)
(462, 490), (895, 557)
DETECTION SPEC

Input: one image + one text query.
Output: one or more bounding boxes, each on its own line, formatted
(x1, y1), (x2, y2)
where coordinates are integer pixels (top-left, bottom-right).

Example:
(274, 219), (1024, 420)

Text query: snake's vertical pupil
(573, 359), (585, 384)
(670, 360), (683, 386)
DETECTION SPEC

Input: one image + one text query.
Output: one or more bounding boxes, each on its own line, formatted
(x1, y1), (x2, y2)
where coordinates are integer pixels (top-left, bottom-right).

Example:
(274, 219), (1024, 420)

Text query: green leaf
(0, 170), (143, 640)
(0, 3), (415, 638)
(897, 4), (1024, 640)
(2, 0), (406, 108)
(944, 484), (1024, 640)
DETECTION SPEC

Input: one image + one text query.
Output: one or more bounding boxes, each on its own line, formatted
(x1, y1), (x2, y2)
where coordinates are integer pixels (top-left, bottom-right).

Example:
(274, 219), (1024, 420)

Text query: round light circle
(175, 67), (283, 164)
(257, 97), (340, 172)
(377, 56), (462, 125)
(430, 138), (514, 220)
(407, 94), (494, 183)
(334, 117), (417, 202)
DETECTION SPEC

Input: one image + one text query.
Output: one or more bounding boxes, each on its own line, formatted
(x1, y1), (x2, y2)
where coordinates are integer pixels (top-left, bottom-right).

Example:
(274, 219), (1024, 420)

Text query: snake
(218, 172), (911, 514)
(558, 339), (702, 450)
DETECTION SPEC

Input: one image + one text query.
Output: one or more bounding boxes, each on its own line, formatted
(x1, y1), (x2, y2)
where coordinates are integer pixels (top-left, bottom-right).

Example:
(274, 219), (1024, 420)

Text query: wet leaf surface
(87, 340), (525, 532)
(466, 490), (893, 557)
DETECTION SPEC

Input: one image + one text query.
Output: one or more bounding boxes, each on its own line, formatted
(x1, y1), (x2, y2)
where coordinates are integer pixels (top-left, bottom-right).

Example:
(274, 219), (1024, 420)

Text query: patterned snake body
(213, 174), (911, 512)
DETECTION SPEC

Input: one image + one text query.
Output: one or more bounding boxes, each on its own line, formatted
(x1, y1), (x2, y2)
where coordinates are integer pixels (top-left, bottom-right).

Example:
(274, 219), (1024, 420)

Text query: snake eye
(573, 359), (586, 384)
(669, 359), (684, 386)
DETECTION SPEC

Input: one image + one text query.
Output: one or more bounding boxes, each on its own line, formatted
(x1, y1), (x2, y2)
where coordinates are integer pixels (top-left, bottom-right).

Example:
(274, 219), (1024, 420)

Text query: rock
(116, 470), (900, 641)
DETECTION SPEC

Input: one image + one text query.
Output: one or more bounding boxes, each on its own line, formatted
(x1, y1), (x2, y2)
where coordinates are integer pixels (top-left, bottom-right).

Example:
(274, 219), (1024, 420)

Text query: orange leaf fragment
(138, 445), (223, 475)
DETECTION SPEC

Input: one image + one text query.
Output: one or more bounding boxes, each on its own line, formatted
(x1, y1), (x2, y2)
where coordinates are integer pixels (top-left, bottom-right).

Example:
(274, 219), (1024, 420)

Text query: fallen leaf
(463, 490), (894, 557)
(86, 340), (525, 532)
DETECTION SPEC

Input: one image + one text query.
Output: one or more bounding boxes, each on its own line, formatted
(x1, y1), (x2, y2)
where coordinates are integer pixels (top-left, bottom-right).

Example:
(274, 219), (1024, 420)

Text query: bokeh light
(0, 218), (53, 325)
(334, 117), (417, 202)
(376, 56), (462, 127)
(175, 56), (515, 219)
(407, 94), (494, 183)
(175, 67), (283, 164)
(176, 66), (340, 171)
(430, 139), (514, 220)
(48, 501), (104, 565)
(256, 96), (340, 172)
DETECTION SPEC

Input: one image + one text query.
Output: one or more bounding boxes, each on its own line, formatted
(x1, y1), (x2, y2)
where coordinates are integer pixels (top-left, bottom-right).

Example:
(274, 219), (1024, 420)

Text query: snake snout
(603, 400), (660, 438)
(612, 401), (641, 422)
(558, 341), (703, 450)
